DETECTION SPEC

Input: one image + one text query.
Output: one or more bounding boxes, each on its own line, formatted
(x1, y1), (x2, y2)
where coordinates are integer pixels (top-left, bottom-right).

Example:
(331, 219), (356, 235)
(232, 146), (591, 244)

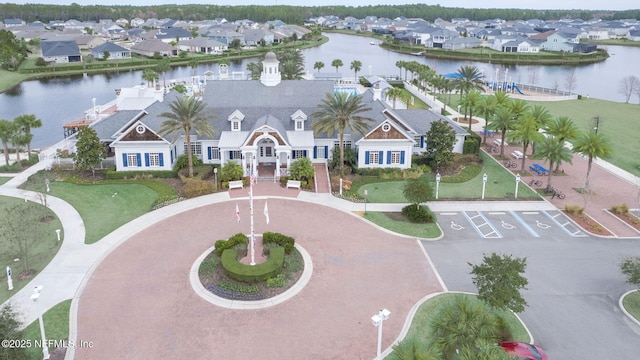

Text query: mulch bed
(563, 211), (613, 236)
(607, 211), (640, 232)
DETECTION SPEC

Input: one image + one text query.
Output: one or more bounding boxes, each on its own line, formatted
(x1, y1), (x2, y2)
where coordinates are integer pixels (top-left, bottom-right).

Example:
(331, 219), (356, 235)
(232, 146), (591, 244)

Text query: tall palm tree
(386, 87), (404, 109)
(509, 115), (544, 170)
(331, 58), (343, 73)
(476, 96), (497, 144)
(158, 96), (216, 178)
(277, 49), (305, 79)
(14, 114), (42, 157)
(245, 61), (262, 80)
(526, 105), (553, 154)
(453, 65), (485, 98)
(142, 69), (159, 87)
(492, 90), (510, 108)
(545, 116), (580, 171)
(311, 92), (375, 176)
(489, 107), (516, 158)
(395, 60), (405, 79)
(508, 98), (529, 123)
(572, 130), (613, 190)
(313, 61), (324, 73)
(0, 119), (15, 166)
(460, 89), (482, 129)
(536, 135), (573, 190)
(156, 58), (171, 90)
(350, 60), (362, 80)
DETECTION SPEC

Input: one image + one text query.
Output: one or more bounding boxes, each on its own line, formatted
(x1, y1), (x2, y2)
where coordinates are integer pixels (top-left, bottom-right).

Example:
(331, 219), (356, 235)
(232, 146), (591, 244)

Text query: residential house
(155, 27), (192, 43)
(442, 37), (481, 50)
(626, 29), (640, 41)
(40, 40), (82, 63)
(130, 39), (177, 57)
(426, 29), (458, 48)
(91, 42), (131, 60)
(243, 29), (274, 46)
(4, 18), (25, 28)
(501, 37), (540, 53)
(86, 52), (466, 174)
(540, 31), (577, 52)
(177, 37), (227, 54)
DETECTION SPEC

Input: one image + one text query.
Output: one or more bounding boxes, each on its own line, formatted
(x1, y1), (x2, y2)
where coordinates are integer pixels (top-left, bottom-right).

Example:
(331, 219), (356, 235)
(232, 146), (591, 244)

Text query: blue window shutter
(379, 151), (384, 164)
(324, 146), (328, 158)
(365, 151), (370, 165)
(136, 153), (142, 167)
(122, 153), (128, 167)
(292, 150), (295, 159)
(420, 136), (424, 148)
(159, 153), (164, 167)
(303, 150), (307, 158)
(313, 146), (317, 159)
(208, 147), (212, 160)
(170, 151), (173, 164)
(400, 151), (405, 164)
(386, 151), (391, 164)
(229, 151), (233, 160)
(144, 153), (150, 167)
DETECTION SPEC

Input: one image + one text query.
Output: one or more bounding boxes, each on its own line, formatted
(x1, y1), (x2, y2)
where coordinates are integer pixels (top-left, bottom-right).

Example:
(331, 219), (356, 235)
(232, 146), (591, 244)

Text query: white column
(252, 151), (258, 175)
(241, 152), (247, 176)
(220, 150), (225, 167)
(286, 152), (291, 174)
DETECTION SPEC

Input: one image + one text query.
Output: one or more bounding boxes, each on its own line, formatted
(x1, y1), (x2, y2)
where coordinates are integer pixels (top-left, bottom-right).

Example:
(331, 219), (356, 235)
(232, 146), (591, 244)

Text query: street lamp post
(364, 189), (368, 215)
(515, 173), (521, 199)
(482, 173), (488, 200)
(457, 104), (461, 115)
(435, 173), (441, 200)
(371, 308), (391, 359)
(30, 286), (50, 360)
(213, 167), (218, 188)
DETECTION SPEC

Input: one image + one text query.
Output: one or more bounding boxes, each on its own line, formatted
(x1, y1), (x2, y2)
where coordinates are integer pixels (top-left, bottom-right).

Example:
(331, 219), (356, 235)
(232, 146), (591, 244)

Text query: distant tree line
(0, 3), (636, 25)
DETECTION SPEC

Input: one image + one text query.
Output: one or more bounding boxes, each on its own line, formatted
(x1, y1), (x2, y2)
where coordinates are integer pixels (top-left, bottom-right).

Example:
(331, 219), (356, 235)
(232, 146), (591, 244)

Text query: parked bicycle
(504, 160), (518, 168)
(528, 179), (543, 187)
(546, 186), (566, 199)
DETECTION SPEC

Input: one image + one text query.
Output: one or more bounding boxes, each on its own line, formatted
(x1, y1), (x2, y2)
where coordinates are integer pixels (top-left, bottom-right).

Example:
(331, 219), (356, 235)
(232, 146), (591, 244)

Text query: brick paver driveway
(75, 199), (443, 359)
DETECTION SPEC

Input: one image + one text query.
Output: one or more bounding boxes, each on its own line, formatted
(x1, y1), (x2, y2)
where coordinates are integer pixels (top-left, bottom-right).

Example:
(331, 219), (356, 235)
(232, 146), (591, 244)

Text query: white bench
(228, 180), (244, 190)
(286, 180), (301, 189)
(511, 150), (524, 159)
(493, 138), (508, 147)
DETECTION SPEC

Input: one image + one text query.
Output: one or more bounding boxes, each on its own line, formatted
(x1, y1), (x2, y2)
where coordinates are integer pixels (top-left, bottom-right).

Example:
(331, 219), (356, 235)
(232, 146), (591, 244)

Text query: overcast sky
(4, 1), (638, 11)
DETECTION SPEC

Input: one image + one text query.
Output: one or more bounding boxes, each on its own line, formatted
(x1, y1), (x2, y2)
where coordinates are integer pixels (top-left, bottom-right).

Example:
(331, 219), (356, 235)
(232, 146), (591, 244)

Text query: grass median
(622, 290), (640, 322)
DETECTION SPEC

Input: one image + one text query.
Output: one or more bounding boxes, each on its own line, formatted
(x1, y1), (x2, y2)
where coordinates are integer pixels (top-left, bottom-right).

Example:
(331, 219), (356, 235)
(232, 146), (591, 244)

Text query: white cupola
(260, 51), (281, 87)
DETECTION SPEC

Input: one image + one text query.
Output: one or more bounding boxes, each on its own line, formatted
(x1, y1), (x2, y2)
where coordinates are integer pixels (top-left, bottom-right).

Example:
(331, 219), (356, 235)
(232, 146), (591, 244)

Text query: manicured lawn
(363, 212), (441, 238)
(622, 290), (640, 322)
(529, 98), (640, 177)
(0, 177), (10, 185)
(48, 182), (158, 244)
(400, 293), (531, 349)
(357, 152), (539, 202)
(0, 69), (30, 93)
(0, 196), (63, 304)
(22, 299), (71, 360)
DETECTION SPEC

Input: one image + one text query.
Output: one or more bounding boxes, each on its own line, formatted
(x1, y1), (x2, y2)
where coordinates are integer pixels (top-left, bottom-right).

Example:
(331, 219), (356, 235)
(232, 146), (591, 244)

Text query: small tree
(72, 126), (105, 178)
(424, 120), (456, 171)
(102, 50), (110, 60)
(403, 174), (434, 207)
(620, 256), (640, 289)
(0, 304), (28, 360)
(469, 253), (529, 313)
(331, 58), (343, 73)
(219, 161), (243, 182)
(288, 157), (315, 182)
(4, 205), (47, 274)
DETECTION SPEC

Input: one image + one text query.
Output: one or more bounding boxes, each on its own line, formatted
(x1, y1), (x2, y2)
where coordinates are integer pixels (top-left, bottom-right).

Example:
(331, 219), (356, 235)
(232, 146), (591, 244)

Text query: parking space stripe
(510, 211), (540, 238)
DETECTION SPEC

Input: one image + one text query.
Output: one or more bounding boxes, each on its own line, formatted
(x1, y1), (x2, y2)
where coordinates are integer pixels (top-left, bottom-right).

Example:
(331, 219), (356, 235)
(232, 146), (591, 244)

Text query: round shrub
(174, 154), (203, 171)
(221, 247), (285, 283)
(402, 204), (435, 223)
(214, 233), (248, 256)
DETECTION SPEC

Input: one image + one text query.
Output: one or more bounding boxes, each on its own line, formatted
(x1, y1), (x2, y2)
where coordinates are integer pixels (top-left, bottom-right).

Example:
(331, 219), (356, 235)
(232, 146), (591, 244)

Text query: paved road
(424, 210), (640, 359)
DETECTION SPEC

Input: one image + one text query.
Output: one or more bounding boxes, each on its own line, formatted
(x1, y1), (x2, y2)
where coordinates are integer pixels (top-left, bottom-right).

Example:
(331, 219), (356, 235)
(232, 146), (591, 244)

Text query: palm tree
(142, 69), (159, 87)
(245, 61), (262, 80)
(526, 105), (553, 154)
(386, 87), (404, 109)
(158, 96), (216, 178)
(395, 60), (405, 79)
(509, 115), (544, 170)
(430, 295), (502, 360)
(460, 89), (482, 129)
(9, 122), (27, 163)
(545, 116), (580, 171)
(311, 92), (375, 176)
(0, 119), (15, 166)
(313, 61), (324, 73)
(572, 130), (613, 190)
(331, 58), (343, 73)
(277, 49), (305, 80)
(536, 135), (573, 190)
(14, 114), (42, 157)
(350, 60), (362, 80)
(492, 90), (510, 108)
(489, 107), (516, 158)
(476, 96), (497, 144)
(508, 98), (529, 123)
(156, 58), (171, 90)
(453, 65), (484, 98)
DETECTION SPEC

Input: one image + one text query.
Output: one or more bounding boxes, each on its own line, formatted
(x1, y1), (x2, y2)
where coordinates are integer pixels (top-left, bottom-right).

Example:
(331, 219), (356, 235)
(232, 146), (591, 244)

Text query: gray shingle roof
(41, 40), (81, 57)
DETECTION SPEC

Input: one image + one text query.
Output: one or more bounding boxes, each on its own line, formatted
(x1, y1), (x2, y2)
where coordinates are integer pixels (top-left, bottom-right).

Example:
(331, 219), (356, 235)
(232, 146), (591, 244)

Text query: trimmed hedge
(214, 233), (247, 256)
(105, 169), (177, 179)
(181, 178), (216, 198)
(221, 247), (285, 283)
(263, 232), (295, 254)
(402, 204), (436, 223)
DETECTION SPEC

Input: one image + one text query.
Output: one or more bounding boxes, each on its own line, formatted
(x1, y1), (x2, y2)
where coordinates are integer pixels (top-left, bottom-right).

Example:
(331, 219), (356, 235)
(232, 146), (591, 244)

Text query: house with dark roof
(91, 42), (131, 60)
(40, 40), (82, 63)
(85, 52), (466, 174)
(177, 37), (227, 54)
(130, 39), (177, 57)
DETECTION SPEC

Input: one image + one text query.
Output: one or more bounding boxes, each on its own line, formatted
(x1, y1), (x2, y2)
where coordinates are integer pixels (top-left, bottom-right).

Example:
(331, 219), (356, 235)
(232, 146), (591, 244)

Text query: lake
(0, 33), (637, 149)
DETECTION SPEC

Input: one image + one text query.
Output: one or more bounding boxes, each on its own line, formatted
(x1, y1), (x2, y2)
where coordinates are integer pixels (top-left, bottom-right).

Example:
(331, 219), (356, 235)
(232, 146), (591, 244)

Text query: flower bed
(607, 210), (640, 232)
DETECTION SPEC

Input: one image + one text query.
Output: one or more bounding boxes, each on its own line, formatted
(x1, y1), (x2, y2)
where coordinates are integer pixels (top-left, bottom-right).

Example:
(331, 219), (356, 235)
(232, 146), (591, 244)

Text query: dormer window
(295, 120), (303, 131)
(291, 109), (307, 132)
(232, 121), (240, 131)
(228, 110), (245, 132)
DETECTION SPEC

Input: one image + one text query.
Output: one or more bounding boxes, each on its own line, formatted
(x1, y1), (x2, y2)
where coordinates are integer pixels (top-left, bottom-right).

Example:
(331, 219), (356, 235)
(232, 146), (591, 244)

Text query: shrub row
(181, 178), (216, 198)
(221, 247), (285, 283)
(105, 169), (177, 179)
(214, 232), (247, 256)
(263, 232), (295, 254)
(357, 166), (426, 179)
(564, 204), (585, 216)
(610, 203), (630, 215)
